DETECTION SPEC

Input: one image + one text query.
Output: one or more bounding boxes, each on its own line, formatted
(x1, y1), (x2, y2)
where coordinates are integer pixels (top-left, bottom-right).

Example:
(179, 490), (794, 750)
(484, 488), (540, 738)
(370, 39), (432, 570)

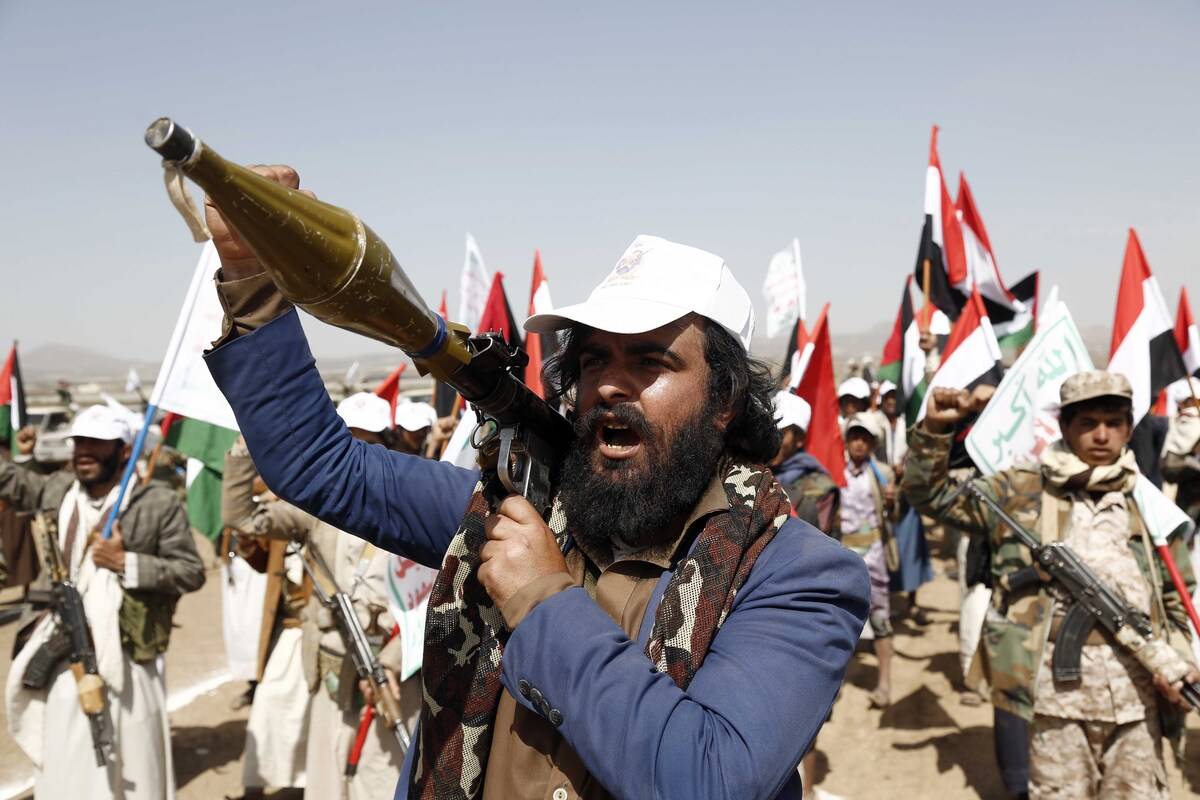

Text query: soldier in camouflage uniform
(904, 371), (1198, 799)
(770, 391), (840, 535)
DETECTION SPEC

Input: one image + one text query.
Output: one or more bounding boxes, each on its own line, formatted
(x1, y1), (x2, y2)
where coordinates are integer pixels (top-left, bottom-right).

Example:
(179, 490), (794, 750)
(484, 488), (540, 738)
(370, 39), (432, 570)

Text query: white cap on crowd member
(395, 401), (438, 432)
(69, 405), (133, 444)
(844, 412), (882, 441)
(837, 377), (871, 401)
(773, 391), (812, 433)
(1168, 376), (1200, 405)
(878, 380), (898, 397)
(337, 392), (391, 433)
(524, 234), (755, 350)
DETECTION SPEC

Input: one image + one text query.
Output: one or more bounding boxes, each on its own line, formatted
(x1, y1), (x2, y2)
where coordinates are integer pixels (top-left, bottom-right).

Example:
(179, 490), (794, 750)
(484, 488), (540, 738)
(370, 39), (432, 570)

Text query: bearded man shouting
(203, 168), (867, 800)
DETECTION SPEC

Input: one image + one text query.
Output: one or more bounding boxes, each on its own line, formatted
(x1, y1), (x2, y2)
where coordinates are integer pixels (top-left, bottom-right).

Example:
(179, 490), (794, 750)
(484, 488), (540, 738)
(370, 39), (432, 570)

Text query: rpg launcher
(23, 513), (113, 766)
(966, 483), (1200, 711)
(290, 542), (411, 754)
(145, 118), (573, 517)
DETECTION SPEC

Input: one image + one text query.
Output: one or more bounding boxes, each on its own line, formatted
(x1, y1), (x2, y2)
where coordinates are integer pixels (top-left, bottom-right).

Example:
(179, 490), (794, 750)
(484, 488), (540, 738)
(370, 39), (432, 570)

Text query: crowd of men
(0, 208), (1198, 799)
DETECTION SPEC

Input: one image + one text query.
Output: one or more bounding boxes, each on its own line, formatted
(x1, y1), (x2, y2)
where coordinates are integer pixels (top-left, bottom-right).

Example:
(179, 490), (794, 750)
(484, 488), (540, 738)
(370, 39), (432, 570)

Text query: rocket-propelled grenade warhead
(144, 118), (573, 514)
(144, 116), (472, 379)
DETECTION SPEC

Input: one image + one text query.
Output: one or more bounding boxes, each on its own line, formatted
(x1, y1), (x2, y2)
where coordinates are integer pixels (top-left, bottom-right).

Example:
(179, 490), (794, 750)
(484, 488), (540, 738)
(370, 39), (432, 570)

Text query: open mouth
(597, 420), (643, 461)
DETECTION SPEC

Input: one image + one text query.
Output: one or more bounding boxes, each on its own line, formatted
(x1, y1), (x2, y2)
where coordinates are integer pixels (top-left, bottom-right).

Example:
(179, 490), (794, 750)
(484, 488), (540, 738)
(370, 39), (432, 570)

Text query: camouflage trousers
(1029, 713), (1168, 799)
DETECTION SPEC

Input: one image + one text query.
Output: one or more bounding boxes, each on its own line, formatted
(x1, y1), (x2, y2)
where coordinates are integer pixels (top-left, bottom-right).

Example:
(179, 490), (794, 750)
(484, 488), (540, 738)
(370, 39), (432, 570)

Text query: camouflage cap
(1059, 370), (1133, 408)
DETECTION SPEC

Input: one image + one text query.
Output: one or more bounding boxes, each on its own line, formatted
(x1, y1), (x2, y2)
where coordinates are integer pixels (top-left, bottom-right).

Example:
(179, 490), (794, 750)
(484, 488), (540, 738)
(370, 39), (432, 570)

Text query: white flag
(383, 555), (438, 681)
(459, 233), (491, 329)
(762, 238), (805, 340)
(148, 243), (239, 431)
(124, 367), (142, 394)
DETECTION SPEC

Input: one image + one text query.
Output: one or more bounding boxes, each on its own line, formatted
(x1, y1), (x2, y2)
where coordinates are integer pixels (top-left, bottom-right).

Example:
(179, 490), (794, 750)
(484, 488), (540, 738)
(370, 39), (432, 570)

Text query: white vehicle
(25, 404), (74, 464)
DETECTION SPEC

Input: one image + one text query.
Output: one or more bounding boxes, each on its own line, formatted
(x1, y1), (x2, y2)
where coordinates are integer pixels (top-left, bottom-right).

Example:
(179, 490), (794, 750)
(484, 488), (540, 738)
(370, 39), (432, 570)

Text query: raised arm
(499, 522), (868, 800)
(206, 309), (478, 568)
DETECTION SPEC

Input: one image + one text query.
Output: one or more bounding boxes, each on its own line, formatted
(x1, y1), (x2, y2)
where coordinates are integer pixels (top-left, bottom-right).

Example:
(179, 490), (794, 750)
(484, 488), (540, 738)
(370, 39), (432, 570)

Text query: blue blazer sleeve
(499, 518), (868, 800)
(204, 309), (479, 568)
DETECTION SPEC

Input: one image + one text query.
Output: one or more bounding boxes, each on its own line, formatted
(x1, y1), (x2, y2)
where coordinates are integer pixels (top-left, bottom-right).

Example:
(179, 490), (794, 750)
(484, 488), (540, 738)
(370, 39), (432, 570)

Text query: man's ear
(120, 442), (133, 463)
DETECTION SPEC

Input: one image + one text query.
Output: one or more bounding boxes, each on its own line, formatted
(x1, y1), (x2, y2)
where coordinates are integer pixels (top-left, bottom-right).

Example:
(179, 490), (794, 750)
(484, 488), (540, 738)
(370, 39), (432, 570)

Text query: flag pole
(102, 402), (158, 540)
(921, 258), (932, 333)
(1155, 543), (1200, 636)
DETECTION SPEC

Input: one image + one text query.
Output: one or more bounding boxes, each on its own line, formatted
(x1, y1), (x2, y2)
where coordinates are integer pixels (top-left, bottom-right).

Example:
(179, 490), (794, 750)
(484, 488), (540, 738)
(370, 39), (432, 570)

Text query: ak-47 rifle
(966, 483), (1200, 710)
(289, 542), (411, 754)
(23, 513), (113, 765)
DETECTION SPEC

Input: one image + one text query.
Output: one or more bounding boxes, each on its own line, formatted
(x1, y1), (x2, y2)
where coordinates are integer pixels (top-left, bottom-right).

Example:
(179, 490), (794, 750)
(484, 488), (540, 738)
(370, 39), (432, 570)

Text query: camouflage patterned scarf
(410, 461), (791, 799)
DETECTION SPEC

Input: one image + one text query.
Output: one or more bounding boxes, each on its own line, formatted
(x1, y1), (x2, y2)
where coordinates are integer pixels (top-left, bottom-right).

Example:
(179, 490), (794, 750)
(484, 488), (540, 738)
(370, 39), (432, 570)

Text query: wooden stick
(140, 441), (164, 486)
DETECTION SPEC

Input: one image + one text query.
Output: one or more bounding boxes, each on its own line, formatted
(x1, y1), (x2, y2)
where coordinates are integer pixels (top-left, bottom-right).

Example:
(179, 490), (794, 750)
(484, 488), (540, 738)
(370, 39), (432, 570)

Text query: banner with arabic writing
(383, 555), (438, 681)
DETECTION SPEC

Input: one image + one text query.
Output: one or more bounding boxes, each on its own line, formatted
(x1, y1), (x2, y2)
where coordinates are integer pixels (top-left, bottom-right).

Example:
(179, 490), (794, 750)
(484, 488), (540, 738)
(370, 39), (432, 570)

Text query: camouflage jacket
(903, 426), (1195, 721)
(773, 451), (841, 536)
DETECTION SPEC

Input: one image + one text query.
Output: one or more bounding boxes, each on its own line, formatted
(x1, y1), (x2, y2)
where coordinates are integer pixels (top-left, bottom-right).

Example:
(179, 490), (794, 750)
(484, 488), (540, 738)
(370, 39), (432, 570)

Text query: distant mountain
(20, 343), (156, 383)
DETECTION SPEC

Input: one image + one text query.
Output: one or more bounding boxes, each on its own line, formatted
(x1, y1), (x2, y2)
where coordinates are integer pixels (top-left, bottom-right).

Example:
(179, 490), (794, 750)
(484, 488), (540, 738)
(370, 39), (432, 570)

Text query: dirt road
(3, 556), (1198, 798)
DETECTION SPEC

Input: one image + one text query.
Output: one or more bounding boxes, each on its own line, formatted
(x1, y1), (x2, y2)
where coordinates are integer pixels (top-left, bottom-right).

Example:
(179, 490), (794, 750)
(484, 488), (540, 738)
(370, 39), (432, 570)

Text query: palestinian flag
(957, 174), (1029, 337)
(791, 304), (846, 486)
(374, 363), (407, 428)
(878, 277), (932, 424)
(0, 344), (26, 456)
(433, 291), (458, 417)
(781, 317), (810, 385)
(916, 289), (1004, 423)
(913, 126), (967, 320)
(476, 272), (522, 347)
(524, 250), (553, 399)
(1107, 229), (1187, 422)
(998, 271), (1040, 352)
(165, 415), (239, 540)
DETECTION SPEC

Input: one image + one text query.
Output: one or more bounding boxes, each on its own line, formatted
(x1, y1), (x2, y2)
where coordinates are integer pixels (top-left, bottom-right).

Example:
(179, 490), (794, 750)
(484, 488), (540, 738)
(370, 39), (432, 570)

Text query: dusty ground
(1, 552), (1198, 798)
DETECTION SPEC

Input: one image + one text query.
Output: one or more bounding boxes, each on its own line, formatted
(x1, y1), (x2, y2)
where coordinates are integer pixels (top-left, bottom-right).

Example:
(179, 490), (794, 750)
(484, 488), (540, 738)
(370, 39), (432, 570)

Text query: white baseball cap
(773, 391), (812, 432)
(337, 392), (391, 433)
(524, 234), (755, 350)
(395, 400), (438, 432)
(70, 405), (133, 444)
(878, 380), (898, 397)
(837, 377), (871, 400)
(844, 412), (882, 440)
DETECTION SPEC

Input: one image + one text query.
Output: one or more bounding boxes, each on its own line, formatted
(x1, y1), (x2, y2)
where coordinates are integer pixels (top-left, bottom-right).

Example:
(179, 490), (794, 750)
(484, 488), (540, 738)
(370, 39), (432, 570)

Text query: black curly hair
(542, 316), (781, 464)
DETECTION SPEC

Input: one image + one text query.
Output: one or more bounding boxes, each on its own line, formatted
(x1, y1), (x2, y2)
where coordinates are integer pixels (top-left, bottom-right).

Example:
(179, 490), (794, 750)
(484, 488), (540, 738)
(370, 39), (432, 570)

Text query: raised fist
(924, 388), (971, 434)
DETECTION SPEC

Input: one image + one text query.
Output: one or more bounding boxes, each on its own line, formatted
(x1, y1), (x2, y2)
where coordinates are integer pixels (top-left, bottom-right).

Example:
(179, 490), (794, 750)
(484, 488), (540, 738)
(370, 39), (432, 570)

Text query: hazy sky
(2, 1), (1198, 364)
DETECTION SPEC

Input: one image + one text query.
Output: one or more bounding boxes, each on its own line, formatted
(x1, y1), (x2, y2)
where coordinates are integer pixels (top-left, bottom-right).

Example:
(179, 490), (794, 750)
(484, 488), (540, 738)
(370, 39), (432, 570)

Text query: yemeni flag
(878, 277), (931, 424)
(1107, 229), (1187, 422)
(374, 364), (408, 428)
(913, 126), (967, 320)
(0, 344), (27, 455)
(999, 271), (1040, 351)
(524, 250), (553, 399)
(956, 173), (1028, 337)
(1176, 287), (1200, 378)
(791, 304), (846, 486)
(916, 289), (1004, 423)
(476, 272), (522, 347)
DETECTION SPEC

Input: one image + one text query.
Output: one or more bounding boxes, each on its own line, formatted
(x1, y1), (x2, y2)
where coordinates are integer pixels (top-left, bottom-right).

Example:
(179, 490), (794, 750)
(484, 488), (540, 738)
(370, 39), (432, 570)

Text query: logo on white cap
(69, 405), (134, 444)
(337, 392), (392, 433)
(524, 234), (755, 350)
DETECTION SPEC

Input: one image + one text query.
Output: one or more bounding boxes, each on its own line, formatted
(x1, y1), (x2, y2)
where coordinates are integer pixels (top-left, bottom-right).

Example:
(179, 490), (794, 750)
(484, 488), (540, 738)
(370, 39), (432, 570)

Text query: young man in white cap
(223, 391), (419, 800)
(873, 380), (907, 471)
(771, 391), (839, 535)
(837, 376), (871, 421)
(1162, 376), (1200, 529)
(1, 405), (205, 799)
(203, 166), (867, 800)
(393, 400), (439, 457)
(839, 412), (897, 709)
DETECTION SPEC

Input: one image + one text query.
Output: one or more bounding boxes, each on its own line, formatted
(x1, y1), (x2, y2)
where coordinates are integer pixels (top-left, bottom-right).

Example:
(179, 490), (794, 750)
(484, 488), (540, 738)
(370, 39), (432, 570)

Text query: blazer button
(518, 679), (531, 699)
(548, 708), (564, 727)
(552, 788), (568, 800)
(530, 687), (544, 704)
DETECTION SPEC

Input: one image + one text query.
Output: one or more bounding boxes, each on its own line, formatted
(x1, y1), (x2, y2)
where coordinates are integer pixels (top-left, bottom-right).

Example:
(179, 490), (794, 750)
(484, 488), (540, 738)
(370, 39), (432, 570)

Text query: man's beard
(75, 447), (123, 489)
(558, 397), (725, 555)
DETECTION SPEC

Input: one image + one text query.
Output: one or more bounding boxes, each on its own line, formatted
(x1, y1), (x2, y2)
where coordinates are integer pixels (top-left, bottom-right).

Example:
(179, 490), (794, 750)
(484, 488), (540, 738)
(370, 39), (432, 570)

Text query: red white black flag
(956, 174), (1028, 337)
(1107, 229), (1187, 422)
(913, 126), (967, 320)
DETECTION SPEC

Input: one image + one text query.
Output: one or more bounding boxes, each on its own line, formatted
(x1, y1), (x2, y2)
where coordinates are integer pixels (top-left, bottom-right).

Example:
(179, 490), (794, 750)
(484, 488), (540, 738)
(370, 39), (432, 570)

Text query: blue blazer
(206, 309), (869, 800)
